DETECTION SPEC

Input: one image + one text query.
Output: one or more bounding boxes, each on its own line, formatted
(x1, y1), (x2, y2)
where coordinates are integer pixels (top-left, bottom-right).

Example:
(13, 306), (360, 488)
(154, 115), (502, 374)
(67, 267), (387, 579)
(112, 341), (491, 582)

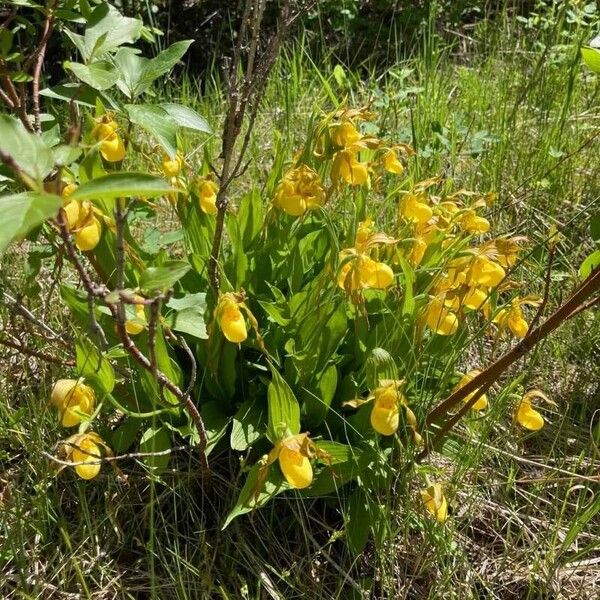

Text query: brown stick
(0, 336), (72, 366)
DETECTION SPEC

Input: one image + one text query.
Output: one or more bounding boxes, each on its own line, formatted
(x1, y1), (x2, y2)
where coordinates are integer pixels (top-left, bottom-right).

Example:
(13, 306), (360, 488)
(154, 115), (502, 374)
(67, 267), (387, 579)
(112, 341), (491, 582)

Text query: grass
(1, 2), (600, 598)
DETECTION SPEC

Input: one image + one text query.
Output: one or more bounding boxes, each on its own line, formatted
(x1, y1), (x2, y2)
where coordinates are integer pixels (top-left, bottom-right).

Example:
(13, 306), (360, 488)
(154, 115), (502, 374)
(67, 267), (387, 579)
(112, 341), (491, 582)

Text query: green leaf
(581, 46), (600, 74)
(302, 445), (367, 498)
(237, 189), (263, 250)
(591, 213), (600, 243)
(0, 192), (61, 254)
(52, 145), (82, 167)
(114, 47), (147, 98)
(579, 250), (600, 278)
(160, 103), (211, 133)
(230, 399), (266, 451)
(198, 401), (230, 455)
(125, 104), (178, 158)
(76, 336), (115, 393)
(110, 418), (141, 453)
(346, 488), (372, 556)
(65, 60), (118, 90)
(40, 83), (118, 109)
(0, 115), (54, 182)
(222, 462), (289, 529)
(165, 293), (208, 339)
(69, 172), (175, 201)
(165, 306), (207, 339)
(139, 425), (171, 474)
(303, 364), (338, 427)
(83, 3), (143, 60)
(139, 260), (191, 292)
(267, 367), (301, 441)
(136, 41), (194, 95)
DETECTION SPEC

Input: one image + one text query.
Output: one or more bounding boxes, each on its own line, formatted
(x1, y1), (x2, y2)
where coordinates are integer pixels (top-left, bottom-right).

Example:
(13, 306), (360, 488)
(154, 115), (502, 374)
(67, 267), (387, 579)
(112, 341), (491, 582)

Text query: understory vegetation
(1, 1), (599, 599)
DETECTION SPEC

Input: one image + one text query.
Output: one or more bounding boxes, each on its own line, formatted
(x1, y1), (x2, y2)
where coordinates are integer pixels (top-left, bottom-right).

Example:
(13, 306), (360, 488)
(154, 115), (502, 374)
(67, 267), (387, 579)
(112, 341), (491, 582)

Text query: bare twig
(207, 0), (310, 295)
(0, 335), (72, 366)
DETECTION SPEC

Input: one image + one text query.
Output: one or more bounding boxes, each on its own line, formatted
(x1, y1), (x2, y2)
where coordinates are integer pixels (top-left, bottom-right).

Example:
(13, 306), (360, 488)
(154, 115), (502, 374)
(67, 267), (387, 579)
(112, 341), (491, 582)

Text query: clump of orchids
(50, 379), (111, 479)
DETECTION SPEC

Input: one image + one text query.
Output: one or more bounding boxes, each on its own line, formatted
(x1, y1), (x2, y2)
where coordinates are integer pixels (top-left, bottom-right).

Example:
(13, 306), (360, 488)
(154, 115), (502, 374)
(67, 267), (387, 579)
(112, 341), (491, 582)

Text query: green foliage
(1, 3), (599, 598)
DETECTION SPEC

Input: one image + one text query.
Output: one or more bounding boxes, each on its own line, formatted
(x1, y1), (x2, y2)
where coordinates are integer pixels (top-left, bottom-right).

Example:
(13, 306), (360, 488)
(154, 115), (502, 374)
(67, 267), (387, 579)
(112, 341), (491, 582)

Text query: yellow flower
(424, 296), (459, 336)
(354, 218), (374, 251)
(91, 117), (125, 162)
(515, 390), (553, 431)
(100, 132), (126, 162)
(330, 120), (362, 149)
(73, 202), (102, 251)
(61, 432), (110, 480)
(63, 200), (80, 229)
(50, 378), (96, 427)
(409, 236), (427, 266)
(194, 177), (219, 215)
(276, 434), (313, 489)
(462, 286), (489, 311)
(331, 150), (369, 186)
(162, 152), (182, 178)
(337, 252), (394, 292)
(383, 149), (404, 175)
(274, 165), (325, 216)
(495, 237), (523, 268)
(421, 483), (448, 523)
(461, 210), (490, 234)
(399, 194), (432, 225)
(468, 255), (505, 288)
(215, 293), (247, 343)
(125, 296), (147, 335)
(494, 297), (540, 338)
(453, 369), (488, 411)
(370, 383), (403, 436)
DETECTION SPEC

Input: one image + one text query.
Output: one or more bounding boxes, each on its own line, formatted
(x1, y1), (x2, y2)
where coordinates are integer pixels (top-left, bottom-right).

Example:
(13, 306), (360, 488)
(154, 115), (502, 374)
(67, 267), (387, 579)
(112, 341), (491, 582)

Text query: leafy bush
(1, 1), (598, 557)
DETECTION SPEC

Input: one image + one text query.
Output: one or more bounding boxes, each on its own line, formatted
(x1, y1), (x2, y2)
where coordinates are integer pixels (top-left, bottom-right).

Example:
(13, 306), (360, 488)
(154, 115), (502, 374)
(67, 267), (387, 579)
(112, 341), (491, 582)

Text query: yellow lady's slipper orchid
(277, 436), (313, 489)
(370, 383), (403, 436)
(354, 218), (374, 251)
(337, 252), (394, 292)
(462, 286), (489, 311)
(461, 210), (490, 234)
(73, 203), (102, 251)
(330, 120), (362, 149)
(409, 236), (427, 266)
(194, 177), (219, 215)
(50, 378), (96, 427)
(383, 149), (404, 175)
(100, 132), (126, 162)
(215, 293), (247, 343)
(399, 194), (433, 225)
(125, 296), (147, 335)
(61, 432), (110, 480)
(162, 152), (182, 178)
(494, 297), (540, 338)
(421, 483), (448, 523)
(424, 296), (459, 335)
(92, 116), (125, 163)
(453, 369), (488, 411)
(274, 165), (325, 216)
(468, 255), (505, 288)
(494, 237), (523, 268)
(331, 150), (369, 186)
(515, 390), (553, 431)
